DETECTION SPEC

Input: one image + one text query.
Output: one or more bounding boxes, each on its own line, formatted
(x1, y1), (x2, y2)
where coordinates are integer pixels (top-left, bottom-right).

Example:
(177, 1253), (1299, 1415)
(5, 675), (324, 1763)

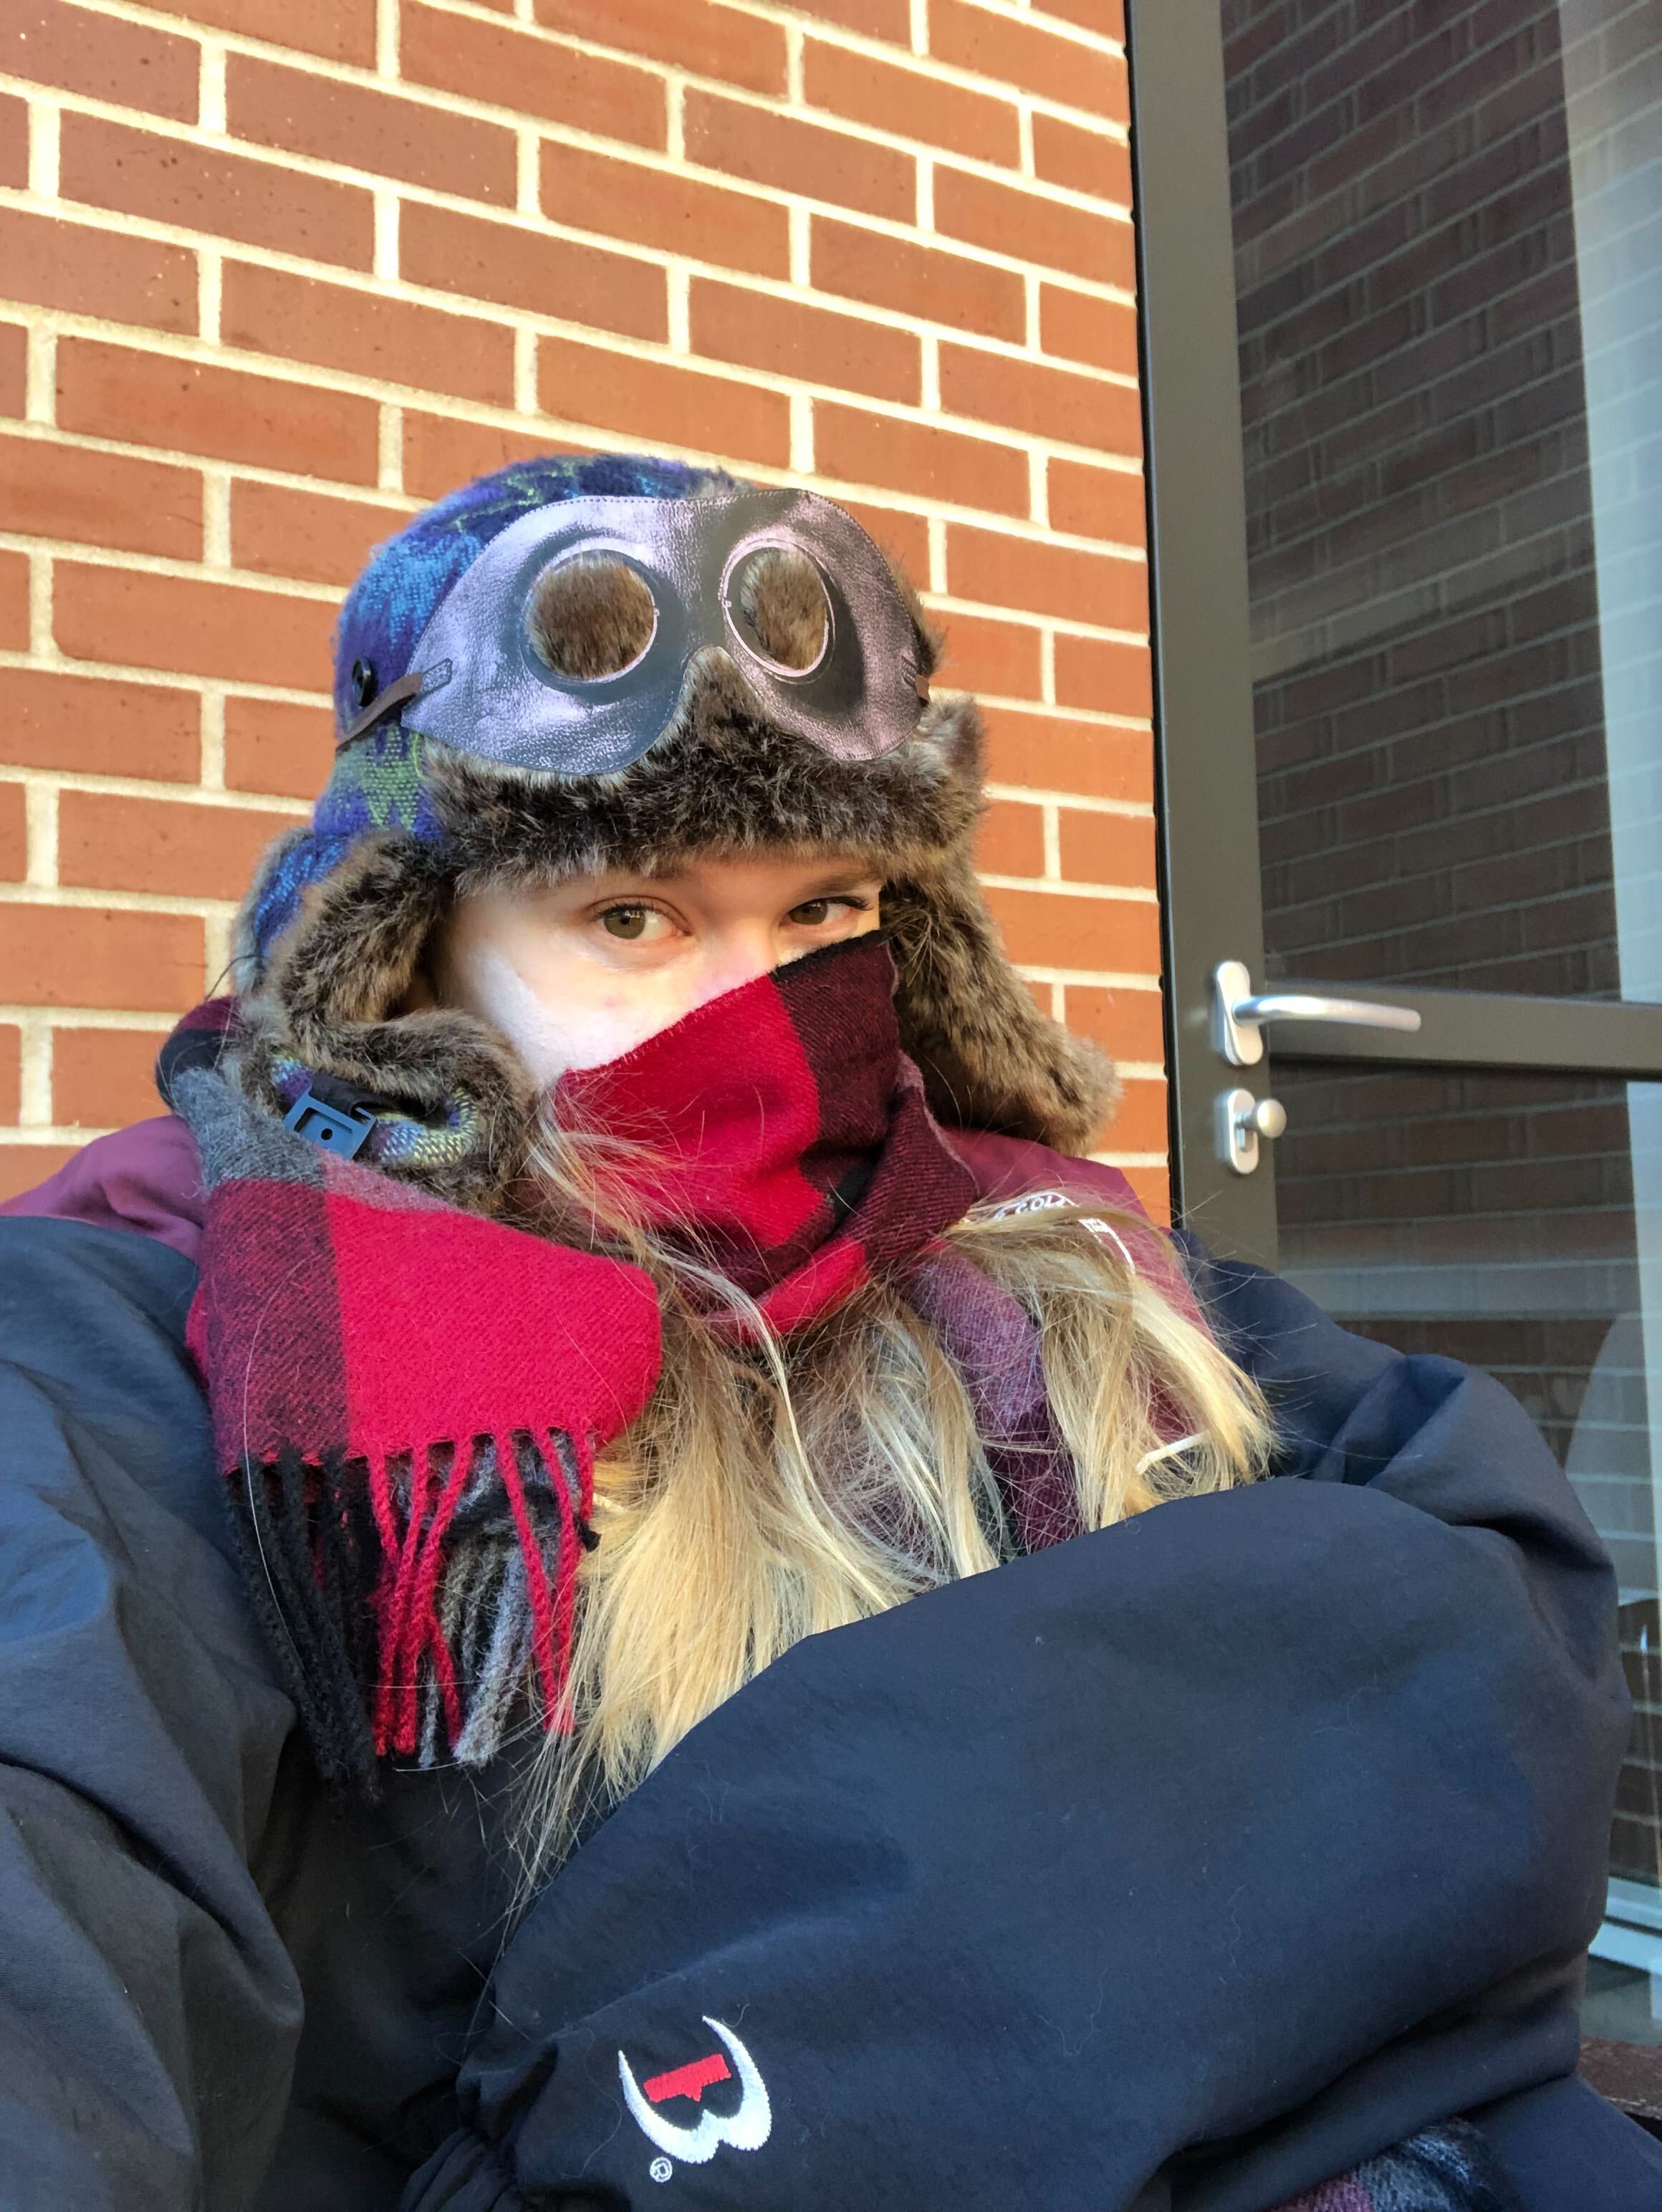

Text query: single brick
(1097, 1074), (1168, 1155)
(0, 903), (206, 1011)
(0, 1146), (81, 1201)
(0, 323), (24, 417)
(60, 113), (375, 271)
(0, 549), (27, 650)
(1047, 458), (1145, 547)
(930, 1), (1125, 120)
(807, 0), (910, 38)
(403, 412), (578, 499)
(948, 524), (1146, 630)
(59, 790), (305, 901)
(54, 562), (336, 692)
(976, 797), (1047, 877)
(222, 262), (516, 408)
(1, 2), (197, 122)
(0, 782), (25, 880)
(0, 668), (201, 781)
(1032, 114), (1132, 206)
(227, 53), (516, 205)
(403, 4), (664, 147)
(0, 1025), (18, 1122)
(170, 0), (373, 59)
(1057, 806), (1156, 889)
(812, 218), (1025, 342)
(538, 337), (790, 468)
(52, 1026), (170, 1130)
(982, 706), (1151, 802)
(935, 165), (1135, 289)
(1060, 981), (1165, 1064)
(941, 342), (1142, 455)
(933, 611), (1042, 701)
(532, 0), (786, 96)
(1052, 633), (1153, 718)
(1119, 1163), (1170, 1224)
(0, 433), (201, 560)
(225, 696), (336, 799)
(0, 206), (196, 336)
(684, 90), (915, 223)
(0, 91), (26, 186)
(690, 282), (919, 405)
(1034, 0), (1124, 39)
(815, 403), (1029, 515)
(837, 499), (930, 580)
(540, 140), (788, 281)
(983, 883), (1159, 971)
(231, 480), (411, 588)
(803, 39), (1020, 167)
(1040, 284), (1138, 376)
(402, 202), (666, 342)
(58, 339), (380, 485)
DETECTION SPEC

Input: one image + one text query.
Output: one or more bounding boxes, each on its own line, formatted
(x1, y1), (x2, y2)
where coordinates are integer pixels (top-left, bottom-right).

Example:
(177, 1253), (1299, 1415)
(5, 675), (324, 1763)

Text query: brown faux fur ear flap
(269, 835), (447, 1035)
(887, 851), (1118, 1156)
(237, 834), (538, 1211)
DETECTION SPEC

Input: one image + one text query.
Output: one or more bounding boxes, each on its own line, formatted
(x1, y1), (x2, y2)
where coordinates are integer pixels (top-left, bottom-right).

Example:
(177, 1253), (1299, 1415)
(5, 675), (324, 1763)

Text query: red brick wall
(0, 0), (1167, 1213)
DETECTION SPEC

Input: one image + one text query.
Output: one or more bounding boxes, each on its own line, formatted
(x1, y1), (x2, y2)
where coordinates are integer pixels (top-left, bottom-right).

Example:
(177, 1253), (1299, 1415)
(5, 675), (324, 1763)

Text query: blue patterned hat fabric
(251, 453), (735, 965)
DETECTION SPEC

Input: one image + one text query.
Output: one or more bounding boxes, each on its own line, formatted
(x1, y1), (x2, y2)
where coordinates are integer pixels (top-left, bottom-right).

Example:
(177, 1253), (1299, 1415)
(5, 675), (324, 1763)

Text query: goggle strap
(340, 669), (428, 746)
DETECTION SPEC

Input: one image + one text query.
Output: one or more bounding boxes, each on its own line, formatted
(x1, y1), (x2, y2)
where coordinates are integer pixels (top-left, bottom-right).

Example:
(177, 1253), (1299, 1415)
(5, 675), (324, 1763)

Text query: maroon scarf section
(907, 1246), (1084, 1551)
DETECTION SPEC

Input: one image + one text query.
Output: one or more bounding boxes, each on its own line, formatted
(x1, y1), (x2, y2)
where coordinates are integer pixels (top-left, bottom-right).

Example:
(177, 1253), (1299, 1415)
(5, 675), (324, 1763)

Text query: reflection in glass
(1221, 0), (1661, 1004)
(1270, 1064), (1662, 2037)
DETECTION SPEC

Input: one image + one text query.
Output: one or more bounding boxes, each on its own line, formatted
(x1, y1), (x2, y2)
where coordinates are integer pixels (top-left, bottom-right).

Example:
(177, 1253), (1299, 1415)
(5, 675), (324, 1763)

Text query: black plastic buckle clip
(283, 1087), (375, 1160)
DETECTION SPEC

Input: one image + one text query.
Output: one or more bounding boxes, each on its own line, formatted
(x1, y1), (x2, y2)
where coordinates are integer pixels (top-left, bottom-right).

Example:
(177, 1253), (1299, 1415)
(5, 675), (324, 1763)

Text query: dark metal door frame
(1125, 0), (1662, 1269)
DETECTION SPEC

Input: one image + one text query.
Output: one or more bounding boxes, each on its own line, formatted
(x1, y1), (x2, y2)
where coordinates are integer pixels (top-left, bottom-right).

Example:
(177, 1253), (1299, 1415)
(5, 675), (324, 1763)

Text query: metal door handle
(1213, 959), (1422, 1067)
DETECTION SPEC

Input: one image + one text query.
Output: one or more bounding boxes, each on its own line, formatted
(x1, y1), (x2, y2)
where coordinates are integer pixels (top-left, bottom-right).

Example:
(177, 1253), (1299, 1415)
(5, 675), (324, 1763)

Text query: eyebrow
(791, 868), (885, 893)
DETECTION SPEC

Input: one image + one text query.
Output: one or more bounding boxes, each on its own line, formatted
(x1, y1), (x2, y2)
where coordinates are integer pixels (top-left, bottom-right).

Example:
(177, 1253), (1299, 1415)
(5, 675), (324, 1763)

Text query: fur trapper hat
(232, 453), (1113, 1209)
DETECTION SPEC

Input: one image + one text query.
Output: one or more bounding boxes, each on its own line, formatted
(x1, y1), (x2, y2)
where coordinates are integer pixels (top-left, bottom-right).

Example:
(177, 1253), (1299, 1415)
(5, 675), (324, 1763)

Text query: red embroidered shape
(643, 2054), (734, 2106)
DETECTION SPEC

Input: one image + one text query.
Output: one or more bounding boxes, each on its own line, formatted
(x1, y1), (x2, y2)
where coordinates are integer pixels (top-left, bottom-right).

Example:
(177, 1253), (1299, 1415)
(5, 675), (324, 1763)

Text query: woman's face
(421, 853), (885, 1087)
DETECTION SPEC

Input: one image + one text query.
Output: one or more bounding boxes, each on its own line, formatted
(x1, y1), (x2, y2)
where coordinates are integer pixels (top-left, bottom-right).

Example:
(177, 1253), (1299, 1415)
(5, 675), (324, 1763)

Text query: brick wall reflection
(1221, 0), (1660, 1892)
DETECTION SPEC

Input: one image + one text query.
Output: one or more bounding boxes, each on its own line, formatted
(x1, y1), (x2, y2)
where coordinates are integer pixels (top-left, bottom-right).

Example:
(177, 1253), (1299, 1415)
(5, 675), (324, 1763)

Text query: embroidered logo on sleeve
(619, 2016), (772, 2170)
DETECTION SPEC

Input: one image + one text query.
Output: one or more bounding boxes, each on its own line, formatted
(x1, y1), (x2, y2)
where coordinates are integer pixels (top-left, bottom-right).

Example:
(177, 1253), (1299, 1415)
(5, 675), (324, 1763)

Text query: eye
(788, 895), (870, 928)
(599, 905), (661, 941)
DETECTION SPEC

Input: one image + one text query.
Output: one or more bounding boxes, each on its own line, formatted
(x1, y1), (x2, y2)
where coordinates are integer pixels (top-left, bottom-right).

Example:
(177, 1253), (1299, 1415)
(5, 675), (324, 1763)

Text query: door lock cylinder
(1217, 1087), (1287, 1176)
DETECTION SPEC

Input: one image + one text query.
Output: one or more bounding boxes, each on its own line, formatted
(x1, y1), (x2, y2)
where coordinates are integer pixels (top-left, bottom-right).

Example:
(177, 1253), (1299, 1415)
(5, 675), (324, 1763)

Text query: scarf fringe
(1275, 2122), (1521, 2212)
(224, 1429), (595, 1792)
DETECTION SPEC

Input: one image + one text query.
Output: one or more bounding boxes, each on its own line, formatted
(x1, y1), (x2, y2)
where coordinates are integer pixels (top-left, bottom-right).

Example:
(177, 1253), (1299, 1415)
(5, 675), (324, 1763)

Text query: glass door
(1129, 0), (1662, 2055)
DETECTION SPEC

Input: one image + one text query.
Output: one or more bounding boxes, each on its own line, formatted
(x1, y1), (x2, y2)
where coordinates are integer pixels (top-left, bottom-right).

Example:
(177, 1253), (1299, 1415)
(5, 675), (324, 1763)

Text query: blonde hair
(506, 1113), (1274, 1895)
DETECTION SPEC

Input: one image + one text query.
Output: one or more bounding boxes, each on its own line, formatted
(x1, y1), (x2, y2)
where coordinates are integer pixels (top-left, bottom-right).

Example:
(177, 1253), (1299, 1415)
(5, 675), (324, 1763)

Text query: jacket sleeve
(0, 1218), (302, 2212)
(401, 1250), (1630, 2212)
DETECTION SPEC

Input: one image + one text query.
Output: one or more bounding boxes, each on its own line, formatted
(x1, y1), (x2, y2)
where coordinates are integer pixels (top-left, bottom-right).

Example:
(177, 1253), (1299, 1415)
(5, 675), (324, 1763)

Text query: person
(0, 454), (1653, 2212)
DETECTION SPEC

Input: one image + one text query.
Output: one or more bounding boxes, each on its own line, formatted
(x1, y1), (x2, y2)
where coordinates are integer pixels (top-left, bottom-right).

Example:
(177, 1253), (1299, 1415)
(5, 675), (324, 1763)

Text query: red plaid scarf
(160, 936), (979, 1788)
(554, 936), (977, 1332)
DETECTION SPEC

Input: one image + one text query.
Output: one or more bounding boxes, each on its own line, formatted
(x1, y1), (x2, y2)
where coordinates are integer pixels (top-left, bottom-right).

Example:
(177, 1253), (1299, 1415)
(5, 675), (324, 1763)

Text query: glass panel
(1271, 1062), (1662, 2037)
(1221, 0), (1662, 1001)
